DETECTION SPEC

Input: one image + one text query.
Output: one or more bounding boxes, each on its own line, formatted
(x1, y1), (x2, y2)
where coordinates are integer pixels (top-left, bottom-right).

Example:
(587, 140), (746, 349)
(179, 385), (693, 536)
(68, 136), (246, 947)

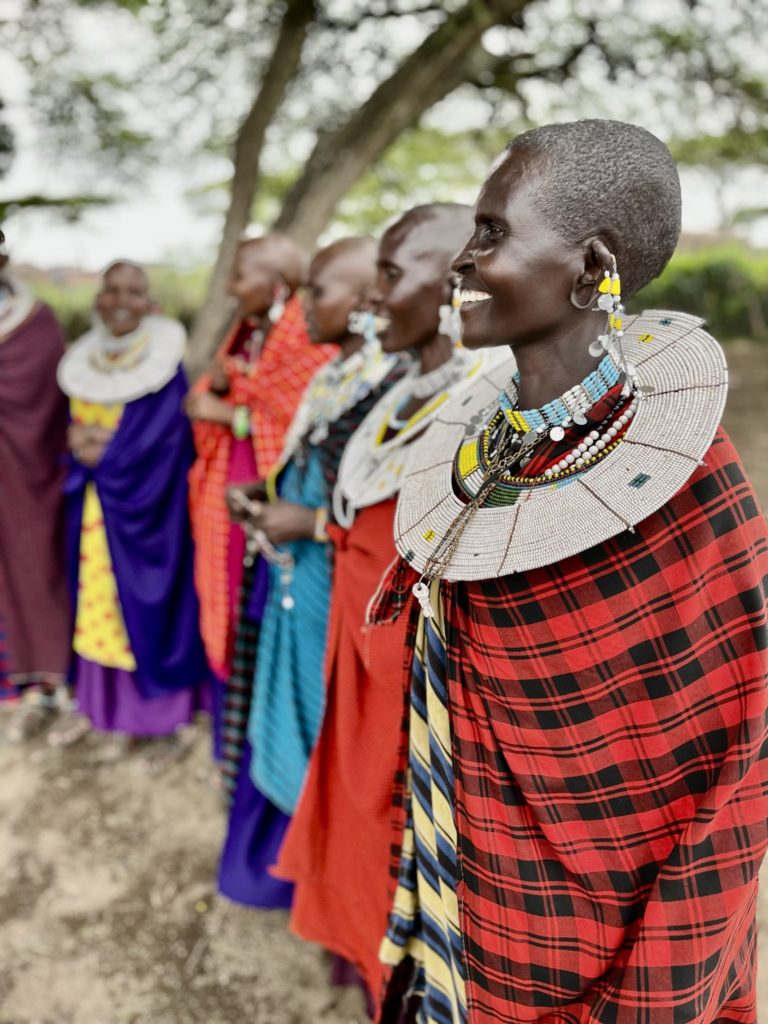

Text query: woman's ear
(570, 237), (615, 311)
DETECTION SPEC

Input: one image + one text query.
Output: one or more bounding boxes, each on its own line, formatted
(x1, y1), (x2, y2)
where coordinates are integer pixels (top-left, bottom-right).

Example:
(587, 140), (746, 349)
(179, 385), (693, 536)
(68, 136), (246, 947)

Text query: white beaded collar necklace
(57, 315), (186, 404)
(393, 310), (728, 585)
(333, 346), (501, 527)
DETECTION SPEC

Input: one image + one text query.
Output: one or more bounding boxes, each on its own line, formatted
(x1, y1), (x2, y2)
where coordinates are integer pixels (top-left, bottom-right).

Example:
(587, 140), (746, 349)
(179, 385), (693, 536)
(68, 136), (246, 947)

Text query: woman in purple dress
(53, 260), (209, 758)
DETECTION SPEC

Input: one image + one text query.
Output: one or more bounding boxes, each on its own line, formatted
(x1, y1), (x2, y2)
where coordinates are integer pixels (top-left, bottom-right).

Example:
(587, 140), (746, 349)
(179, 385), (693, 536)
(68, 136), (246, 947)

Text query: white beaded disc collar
(333, 346), (504, 527)
(393, 310), (728, 582)
(57, 315), (186, 404)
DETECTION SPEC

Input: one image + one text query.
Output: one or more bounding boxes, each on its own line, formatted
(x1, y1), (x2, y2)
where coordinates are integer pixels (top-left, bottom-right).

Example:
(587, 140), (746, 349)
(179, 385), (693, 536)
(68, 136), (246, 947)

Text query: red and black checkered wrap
(377, 430), (768, 1023)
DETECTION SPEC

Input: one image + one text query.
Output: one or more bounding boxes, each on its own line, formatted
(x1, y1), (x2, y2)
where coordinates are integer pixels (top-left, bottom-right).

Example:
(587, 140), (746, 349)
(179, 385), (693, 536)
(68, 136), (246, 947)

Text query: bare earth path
(0, 719), (369, 1024)
(0, 340), (766, 1024)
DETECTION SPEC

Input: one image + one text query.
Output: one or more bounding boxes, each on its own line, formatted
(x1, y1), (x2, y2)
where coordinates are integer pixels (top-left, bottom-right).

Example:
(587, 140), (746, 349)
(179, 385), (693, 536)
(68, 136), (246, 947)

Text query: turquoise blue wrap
(247, 447), (332, 813)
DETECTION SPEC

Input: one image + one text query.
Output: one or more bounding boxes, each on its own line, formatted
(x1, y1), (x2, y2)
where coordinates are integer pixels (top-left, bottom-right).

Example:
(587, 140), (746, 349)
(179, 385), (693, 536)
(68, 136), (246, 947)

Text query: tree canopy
(3, 0), (767, 367)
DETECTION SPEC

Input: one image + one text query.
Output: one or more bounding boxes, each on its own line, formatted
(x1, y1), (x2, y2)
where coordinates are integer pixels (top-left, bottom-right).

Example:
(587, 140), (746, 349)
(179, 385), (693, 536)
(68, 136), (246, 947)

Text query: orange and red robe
(188, 297), (335, 675)
(274, 498), (409, 1012)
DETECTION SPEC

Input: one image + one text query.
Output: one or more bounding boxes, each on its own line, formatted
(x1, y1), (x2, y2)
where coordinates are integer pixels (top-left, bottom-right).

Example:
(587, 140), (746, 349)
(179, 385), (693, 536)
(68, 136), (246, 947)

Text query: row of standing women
(1, 117), (767, 1024)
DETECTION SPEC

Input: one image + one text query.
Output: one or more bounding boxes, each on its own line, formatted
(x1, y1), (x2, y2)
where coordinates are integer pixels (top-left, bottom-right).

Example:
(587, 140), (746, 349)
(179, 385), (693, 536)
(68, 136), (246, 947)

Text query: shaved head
(384, 203), (475, 274)
(502, 120), (681, 296)
(238, 233), (307, 293)
(304, 235), (377, 345)
(102, 260), (149, 292)
(376, 203), (474, 354)
(310, 235), (377, 290)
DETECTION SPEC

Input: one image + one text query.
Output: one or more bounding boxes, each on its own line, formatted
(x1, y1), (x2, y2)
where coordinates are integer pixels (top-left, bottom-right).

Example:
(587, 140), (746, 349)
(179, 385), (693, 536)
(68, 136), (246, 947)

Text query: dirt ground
(0, 717), (370, 1024)
(0, 341), (766, 1024)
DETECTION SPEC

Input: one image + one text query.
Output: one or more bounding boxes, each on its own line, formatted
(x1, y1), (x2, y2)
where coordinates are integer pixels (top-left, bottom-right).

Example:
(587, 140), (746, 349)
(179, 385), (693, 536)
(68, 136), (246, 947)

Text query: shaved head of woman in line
(227, 234), (307, 319)
(374, 203), (475, 361)
(304, 236), (378, 352)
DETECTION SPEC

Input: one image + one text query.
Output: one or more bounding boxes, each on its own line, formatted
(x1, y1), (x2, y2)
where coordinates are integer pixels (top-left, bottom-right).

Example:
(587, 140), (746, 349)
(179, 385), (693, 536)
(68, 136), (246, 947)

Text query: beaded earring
(589, 259), (636, 393)
(363, 312), (381, 347)
(347, 309), (380, 347)
(438, 283), (462, 345)
(267, 281), (289, 323)
(589, 261), (621, 353)
(347, 310), (367, 336)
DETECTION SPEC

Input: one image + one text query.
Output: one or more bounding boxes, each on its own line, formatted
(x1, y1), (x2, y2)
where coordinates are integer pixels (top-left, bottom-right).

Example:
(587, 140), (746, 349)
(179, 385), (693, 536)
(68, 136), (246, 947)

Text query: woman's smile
(458, 288), (491, 311)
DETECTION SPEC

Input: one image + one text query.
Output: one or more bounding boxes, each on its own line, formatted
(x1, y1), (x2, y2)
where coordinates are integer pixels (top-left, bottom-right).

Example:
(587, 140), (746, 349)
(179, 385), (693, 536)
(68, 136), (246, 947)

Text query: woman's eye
(478, 222), (503, 243)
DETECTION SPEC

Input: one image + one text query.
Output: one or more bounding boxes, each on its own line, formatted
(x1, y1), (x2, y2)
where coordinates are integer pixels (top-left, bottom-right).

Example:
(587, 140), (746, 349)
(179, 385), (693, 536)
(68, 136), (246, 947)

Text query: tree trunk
(273, 0), (532, 248)
(186, 0), (316, 377)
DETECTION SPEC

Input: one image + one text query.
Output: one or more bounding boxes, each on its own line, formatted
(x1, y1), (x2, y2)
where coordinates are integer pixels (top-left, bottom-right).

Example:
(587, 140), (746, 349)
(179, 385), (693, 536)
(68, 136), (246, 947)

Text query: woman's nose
(451, 243), (475, 278)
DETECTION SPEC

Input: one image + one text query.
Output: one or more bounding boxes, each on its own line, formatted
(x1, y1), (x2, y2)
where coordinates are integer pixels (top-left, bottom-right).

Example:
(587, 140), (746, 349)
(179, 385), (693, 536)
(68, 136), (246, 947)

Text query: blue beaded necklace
(499, 353), (620, 439)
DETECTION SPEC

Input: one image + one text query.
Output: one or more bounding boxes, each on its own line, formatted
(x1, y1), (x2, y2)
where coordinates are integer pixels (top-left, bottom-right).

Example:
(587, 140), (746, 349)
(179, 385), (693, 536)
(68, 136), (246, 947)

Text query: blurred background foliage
(2, 0), (767, 365)
(635, 245), (768, 343)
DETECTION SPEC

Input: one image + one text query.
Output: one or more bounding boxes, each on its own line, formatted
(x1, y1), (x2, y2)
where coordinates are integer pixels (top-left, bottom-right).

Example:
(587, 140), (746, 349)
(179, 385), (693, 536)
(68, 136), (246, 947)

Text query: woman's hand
(208, 359), (230, 396)
(184, 391), (235, 426)
(226, 481), (268, 524)
(249, 500), (316, 545)
(68, 423), (113, 468)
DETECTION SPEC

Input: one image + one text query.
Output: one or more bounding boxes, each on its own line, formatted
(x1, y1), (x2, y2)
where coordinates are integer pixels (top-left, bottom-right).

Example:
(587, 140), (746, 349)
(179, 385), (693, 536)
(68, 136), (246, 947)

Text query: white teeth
(458, 289), (491, 305)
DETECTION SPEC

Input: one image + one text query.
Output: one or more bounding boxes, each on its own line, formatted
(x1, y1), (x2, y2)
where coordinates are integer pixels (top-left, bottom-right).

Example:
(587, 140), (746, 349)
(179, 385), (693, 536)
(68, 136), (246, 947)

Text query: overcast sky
(2, 5), (767, 270)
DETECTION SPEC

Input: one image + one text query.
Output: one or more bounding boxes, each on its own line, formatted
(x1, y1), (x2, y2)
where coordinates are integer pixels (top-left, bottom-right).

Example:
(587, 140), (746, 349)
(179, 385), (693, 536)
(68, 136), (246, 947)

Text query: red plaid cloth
(188, 297), (336, 672)
(375, 430), (768, 1023)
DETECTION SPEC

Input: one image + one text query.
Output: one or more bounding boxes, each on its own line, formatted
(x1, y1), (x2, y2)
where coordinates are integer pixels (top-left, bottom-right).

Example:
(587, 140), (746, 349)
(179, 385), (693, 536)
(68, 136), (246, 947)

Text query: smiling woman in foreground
(375, 120), (768, 1024)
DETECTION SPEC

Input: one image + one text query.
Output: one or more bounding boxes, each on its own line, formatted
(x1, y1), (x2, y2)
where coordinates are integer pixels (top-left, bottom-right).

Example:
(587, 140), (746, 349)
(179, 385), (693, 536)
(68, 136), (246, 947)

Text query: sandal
(5, 701), (58, 742)
(46, 711), (92, 748)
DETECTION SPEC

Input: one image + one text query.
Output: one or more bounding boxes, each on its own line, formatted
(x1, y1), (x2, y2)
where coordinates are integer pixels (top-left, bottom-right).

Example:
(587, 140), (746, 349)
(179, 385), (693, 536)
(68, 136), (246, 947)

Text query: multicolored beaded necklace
(455, 352), (628, 501)
(499, 354), (620, 439)
(411, 355), (633, 608)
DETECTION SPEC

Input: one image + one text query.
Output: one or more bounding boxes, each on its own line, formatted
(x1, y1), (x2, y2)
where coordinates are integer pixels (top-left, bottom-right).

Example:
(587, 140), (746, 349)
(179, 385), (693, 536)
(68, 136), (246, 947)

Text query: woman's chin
(106, 321), (141, 337)
(459, 321), (495, 349)
(458, 300), (492, 348)
(458, 333), (486, 350)
(378, 332), (400, 354)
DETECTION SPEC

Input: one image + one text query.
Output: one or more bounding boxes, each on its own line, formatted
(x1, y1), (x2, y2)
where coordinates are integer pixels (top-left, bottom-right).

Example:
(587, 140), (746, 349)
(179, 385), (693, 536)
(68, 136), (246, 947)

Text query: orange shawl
(188, 296), (335, 673)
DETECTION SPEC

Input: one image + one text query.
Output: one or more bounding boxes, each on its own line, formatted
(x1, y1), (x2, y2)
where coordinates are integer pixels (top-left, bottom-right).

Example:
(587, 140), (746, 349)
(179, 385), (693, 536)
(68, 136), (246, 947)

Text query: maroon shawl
(0, 302), (70, 682)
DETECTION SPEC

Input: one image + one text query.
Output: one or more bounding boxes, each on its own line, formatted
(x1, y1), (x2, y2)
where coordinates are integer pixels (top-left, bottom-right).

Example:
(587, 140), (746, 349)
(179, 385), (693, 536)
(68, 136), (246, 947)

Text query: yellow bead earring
(590, 260), (635, 394)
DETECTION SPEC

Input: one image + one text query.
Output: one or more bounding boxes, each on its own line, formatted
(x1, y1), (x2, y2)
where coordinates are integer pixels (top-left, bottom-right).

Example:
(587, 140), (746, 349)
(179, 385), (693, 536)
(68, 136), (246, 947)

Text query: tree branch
(187, 0), (316, 372)
(273, 0), (535, 247)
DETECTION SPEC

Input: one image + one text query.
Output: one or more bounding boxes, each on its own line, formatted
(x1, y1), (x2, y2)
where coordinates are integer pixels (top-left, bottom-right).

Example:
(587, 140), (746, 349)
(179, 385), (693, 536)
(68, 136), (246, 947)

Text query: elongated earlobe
(570, 282), (595, 311)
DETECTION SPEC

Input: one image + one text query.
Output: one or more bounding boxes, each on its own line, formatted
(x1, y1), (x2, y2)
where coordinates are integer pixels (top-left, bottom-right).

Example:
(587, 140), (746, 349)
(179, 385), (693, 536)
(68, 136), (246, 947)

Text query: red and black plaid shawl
(377, 430), (768, 1023)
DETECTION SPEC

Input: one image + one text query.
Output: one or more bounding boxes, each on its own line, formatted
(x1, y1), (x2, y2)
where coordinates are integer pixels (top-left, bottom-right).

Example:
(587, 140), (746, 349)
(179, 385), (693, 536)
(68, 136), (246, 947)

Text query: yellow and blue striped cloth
(380, 582), (467, 1023)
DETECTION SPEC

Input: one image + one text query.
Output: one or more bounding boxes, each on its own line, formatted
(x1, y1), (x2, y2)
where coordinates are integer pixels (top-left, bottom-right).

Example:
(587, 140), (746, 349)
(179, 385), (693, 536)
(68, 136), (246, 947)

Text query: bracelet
(232, 405), (251, 440)
(313, 506), (329, 543)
